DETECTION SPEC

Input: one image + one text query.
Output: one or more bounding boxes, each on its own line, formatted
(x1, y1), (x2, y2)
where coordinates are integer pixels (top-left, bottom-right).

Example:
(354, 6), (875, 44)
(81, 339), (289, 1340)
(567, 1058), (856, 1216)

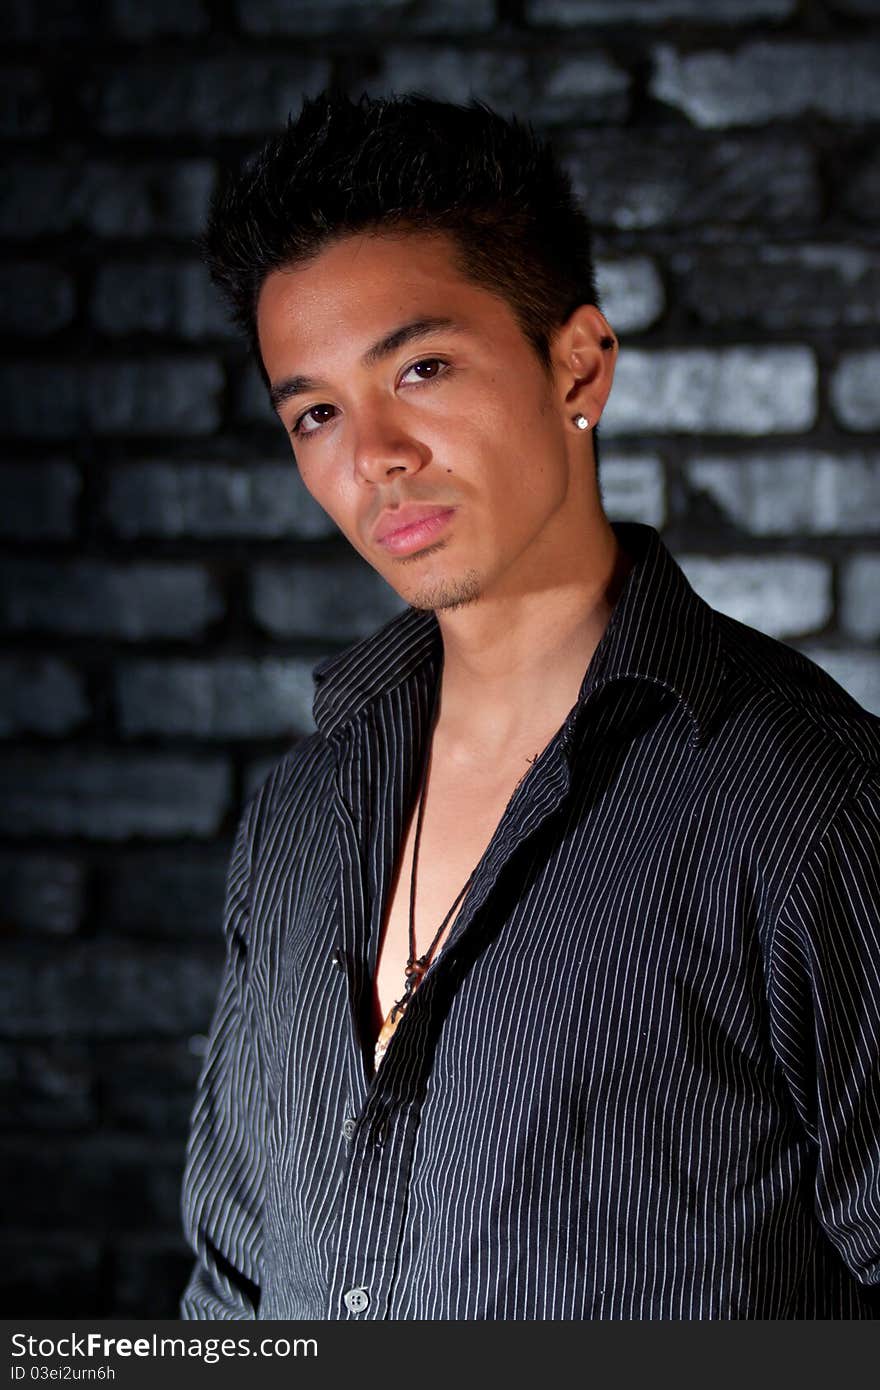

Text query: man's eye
(291, 404), (336, 438)
(400, 358), (449, 384)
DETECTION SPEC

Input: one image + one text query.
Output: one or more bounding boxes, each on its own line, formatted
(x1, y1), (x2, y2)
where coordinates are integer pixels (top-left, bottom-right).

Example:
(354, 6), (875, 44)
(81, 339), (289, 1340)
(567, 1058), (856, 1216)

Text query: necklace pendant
(374, 957), (428, 1071)
(374, 998), (407, 1070)
(405, 958), (427, 989)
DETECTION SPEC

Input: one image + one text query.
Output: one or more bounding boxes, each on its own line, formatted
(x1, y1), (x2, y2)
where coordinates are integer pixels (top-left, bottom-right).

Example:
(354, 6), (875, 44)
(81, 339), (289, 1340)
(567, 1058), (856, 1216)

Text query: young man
(180, 93), (880, 1320)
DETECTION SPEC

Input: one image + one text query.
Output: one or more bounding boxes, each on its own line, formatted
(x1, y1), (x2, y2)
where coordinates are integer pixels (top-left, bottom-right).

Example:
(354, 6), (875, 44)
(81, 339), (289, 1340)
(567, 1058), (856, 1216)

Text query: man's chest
(371, 753), (538, 1031)
(260, 730), (799, 1304)
(265, 703), (789, 1103)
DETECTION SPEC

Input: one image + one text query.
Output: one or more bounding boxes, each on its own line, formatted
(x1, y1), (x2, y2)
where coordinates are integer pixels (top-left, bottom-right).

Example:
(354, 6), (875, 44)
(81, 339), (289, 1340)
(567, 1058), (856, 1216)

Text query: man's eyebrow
(361, 315), (460, 368)
(268, 316), (463, 413)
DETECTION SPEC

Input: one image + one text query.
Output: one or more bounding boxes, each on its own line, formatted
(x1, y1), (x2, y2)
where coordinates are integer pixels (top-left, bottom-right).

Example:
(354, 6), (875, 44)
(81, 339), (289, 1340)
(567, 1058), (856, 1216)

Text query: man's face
(257, 231), (577, 613)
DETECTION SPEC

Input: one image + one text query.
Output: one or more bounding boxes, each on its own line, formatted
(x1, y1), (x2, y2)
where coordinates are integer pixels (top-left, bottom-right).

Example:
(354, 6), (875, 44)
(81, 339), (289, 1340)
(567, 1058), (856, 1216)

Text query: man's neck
(433, 518), (634, 764)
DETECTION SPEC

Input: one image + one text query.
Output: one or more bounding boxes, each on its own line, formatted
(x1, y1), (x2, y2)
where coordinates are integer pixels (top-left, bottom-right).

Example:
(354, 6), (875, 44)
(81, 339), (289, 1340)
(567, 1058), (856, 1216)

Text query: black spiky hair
(200, 90), (601, 394)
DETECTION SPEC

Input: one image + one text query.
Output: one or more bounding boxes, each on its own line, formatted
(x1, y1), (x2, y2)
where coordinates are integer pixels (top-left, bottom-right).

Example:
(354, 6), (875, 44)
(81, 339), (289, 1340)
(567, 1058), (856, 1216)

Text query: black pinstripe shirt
(180, 521), (880, 1320)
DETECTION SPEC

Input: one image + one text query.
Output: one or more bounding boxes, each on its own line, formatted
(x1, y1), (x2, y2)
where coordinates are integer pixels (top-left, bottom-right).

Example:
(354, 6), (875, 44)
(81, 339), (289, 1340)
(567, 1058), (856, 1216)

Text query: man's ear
(551, 303), (618, 433)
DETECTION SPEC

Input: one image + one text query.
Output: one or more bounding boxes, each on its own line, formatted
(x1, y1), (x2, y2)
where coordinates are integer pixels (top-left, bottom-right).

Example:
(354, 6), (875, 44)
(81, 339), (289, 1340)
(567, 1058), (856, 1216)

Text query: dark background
(1, 0), (879, 1318)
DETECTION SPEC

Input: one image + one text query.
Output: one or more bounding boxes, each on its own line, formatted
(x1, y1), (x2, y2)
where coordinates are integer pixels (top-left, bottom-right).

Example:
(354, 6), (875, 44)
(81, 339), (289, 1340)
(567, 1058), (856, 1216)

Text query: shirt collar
(312, 522), (729, 750)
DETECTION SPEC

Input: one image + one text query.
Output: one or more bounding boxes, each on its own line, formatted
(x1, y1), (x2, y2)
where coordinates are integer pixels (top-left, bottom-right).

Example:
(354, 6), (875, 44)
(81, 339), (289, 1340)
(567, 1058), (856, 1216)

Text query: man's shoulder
(246, 729), (336, 844)
(711, 608), (880, 784)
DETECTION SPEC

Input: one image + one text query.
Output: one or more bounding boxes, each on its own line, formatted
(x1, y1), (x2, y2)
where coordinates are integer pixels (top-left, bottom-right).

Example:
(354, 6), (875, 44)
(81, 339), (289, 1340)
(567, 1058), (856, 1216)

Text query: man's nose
(351, 406), (428, 481)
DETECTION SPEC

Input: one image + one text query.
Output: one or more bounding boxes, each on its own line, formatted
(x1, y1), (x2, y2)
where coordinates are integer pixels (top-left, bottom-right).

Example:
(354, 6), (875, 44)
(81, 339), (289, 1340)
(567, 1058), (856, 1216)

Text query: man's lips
(372, 504), (457, 555)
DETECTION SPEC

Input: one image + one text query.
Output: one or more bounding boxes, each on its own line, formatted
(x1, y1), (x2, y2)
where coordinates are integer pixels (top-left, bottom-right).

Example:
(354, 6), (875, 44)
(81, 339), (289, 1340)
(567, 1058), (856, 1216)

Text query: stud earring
(573, 414), (590, 431)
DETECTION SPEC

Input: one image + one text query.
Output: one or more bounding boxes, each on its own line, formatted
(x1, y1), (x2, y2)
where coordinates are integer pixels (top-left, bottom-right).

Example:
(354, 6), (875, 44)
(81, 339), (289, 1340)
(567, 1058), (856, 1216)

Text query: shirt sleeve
(179, 798), (266, 1319)
(768, 766), (880, 1288)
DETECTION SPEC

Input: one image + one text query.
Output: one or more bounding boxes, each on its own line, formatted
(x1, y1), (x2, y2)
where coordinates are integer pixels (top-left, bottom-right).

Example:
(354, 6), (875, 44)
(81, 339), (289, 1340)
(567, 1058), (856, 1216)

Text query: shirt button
(342, 1117), (357, 1141)
(343, 1287), (370, 1314)
(331, 948), (345, 970)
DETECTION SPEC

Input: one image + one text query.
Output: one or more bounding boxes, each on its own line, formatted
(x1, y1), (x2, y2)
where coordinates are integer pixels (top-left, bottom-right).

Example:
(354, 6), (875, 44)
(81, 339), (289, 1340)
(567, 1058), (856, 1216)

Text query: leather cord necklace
(374, 680), (477, 1072)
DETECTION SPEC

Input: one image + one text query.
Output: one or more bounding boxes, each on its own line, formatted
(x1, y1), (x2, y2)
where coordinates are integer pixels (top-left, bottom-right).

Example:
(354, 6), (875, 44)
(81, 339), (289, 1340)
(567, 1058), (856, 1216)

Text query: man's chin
(404, 569), (483, 614)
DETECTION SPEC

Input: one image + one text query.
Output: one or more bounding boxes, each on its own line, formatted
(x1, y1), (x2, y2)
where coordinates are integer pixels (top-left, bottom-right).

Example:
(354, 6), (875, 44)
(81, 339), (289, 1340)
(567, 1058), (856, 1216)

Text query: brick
(0, 941), (223, 1038)
(651, 42), (880, 127)
(374, 49), (528, 115)
(109, 0), (209, 36)
(103, 847), (231, 939)
(0, 69), (52, 136)
(373, 48), (628, 124)
(600, 454), (666, 528)
(686, 452), (880, 536)
(0, 657), (89, 737)
(103, 462), (337, 541)
(0, 165), (82, 239)
(0, 264), (76, 336)
(0, 462), (79, 539)
(0, 365), (79, 440)
(671, 244), (880, 330)
(89, 57), (330, 137)
(0, 1239), (101, 1318)
(0, 1043), (94, 1130)
(526, 0), (795, 20)
(603, 348), (816, 437)
(845, 147), (880, 224)
(116, 657), (319, 738)
(0, 359), (224, 438)
(238, 0), (495, 34)
(840, 554), (880, 642)
(798, 648), (880, 717)
(829, 0), (880, 11)
(678, 553), (831, 640)
(0, 161), (215, 240)
(91, 262), (233, 340)
(0, 560), (223, 639)
(0, 853), (85, 936)
(561, 132), (818, 229)
(829, 0), (880, 12)
(88, 161), (216, 240)
(0, 752), (231, 839)
(83, 359), (224, 436)
(531, 53), (630, 124)
(0, 1135), (184, 1232)
(8, 0), (96, 38)
(831, 352), (880, 431)
(596, 257), (664, 334)
(98, 1040), (203, 1132)
(252, 560), (407, 640)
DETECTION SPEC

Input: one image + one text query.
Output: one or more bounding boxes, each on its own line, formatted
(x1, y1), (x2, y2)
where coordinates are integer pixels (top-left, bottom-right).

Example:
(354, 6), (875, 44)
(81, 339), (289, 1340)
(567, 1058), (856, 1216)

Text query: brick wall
(2, 0), (878, 1317)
